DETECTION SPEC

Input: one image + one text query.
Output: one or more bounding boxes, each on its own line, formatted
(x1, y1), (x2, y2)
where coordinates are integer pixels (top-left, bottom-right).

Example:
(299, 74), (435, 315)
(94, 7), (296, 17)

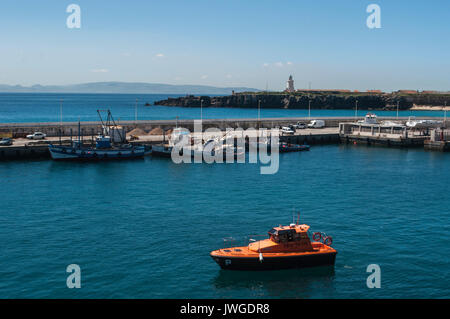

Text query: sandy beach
(410, 105), (450, 111)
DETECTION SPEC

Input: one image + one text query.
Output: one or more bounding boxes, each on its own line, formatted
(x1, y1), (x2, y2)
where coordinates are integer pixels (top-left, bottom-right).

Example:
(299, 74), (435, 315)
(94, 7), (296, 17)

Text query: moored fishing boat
(48, 110), (149, 161)
(210, 221), (336, 270)
(48, 139), (147, 160)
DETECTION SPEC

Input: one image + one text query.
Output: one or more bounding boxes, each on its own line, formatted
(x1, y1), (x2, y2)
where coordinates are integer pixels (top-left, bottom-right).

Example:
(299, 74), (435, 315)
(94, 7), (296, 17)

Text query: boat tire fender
(324, 236), (333, 246)
(312, 232), (322, 242)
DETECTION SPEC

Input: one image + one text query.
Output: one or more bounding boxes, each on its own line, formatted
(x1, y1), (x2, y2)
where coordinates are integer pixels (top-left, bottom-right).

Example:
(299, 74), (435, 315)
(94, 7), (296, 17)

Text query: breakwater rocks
(154, 92), (450, 110)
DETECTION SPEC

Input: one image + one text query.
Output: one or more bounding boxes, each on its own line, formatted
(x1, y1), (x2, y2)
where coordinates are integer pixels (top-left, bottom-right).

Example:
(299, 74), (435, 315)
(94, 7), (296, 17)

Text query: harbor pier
(0, 116), (442, 138)
(339, 122), (428, 147)
(424, 129), (450, 151)
(0, 116), (445, 160)
(338, 115), (443, 148)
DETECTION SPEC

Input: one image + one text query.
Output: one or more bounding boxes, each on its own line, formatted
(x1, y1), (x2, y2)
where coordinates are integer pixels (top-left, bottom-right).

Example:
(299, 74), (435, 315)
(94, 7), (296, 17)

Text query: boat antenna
(78, 118), (81, 146)
(297, 212), (300, 225)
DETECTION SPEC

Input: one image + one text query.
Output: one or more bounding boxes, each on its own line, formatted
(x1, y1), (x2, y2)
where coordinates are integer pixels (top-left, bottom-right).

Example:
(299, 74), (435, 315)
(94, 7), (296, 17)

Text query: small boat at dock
(279, 142), (310, 152)
(248, 136), (310, 153)
(152, 128), (244, 160)
(211, 221), (336, 271)
(49, 138), (147, 161)
(48, 110), (149, 161)
(406, 116), (442, 129)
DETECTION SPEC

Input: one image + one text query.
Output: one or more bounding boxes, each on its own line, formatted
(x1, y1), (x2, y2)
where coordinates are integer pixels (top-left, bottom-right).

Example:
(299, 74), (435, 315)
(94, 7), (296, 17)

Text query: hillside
(154, 91), (450, 110)
(0, 82), (259, 95)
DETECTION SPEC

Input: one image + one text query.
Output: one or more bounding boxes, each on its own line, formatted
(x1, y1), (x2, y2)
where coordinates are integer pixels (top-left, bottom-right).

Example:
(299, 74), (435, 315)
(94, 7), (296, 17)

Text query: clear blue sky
(0, 0), (449, 91)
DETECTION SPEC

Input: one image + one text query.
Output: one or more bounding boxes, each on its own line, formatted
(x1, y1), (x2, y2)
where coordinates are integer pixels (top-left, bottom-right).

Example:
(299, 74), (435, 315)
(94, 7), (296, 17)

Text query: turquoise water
(0, 93), (446, 123)
(0, 145), (449, 298)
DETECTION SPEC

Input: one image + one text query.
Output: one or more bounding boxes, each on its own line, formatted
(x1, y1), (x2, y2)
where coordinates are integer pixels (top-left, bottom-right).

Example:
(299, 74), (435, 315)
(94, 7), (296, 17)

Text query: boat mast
(78, 119), (81, 145)
(60, 99), (63, 127)
(135, 98), (138, 126)
(97, 109), (125, 144)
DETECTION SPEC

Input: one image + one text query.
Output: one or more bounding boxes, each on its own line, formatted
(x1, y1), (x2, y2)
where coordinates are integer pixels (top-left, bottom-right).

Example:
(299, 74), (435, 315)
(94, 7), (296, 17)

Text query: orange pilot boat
(210, 222), (337, 271)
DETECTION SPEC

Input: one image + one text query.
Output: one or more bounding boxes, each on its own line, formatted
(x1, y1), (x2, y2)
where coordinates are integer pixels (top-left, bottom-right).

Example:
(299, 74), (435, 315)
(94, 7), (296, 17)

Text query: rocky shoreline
(154, 92), (450, 110)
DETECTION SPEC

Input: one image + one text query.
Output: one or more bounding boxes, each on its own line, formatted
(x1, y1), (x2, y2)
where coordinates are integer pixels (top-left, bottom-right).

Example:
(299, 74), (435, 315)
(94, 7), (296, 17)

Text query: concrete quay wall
(0, 116), (438, 138)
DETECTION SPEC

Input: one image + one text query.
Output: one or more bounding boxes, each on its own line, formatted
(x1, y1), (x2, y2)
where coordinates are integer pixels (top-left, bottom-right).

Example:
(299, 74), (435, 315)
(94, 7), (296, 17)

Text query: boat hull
(210, 252), (336, 271)
(151, 145), (173, 158)
(279, 144), (310, 153)
(151, 145), (245, 160)
(48, 145), (147, 161)
(249, 143), (310, 153)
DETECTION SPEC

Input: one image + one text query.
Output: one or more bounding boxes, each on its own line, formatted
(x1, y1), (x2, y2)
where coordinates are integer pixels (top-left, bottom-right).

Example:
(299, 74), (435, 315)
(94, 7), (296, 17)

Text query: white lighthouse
(286, 75), (295, 93)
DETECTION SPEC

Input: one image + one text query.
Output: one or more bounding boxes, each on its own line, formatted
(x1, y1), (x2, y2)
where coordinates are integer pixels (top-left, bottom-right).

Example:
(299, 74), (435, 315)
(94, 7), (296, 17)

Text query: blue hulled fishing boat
(49, 110), (149, 161)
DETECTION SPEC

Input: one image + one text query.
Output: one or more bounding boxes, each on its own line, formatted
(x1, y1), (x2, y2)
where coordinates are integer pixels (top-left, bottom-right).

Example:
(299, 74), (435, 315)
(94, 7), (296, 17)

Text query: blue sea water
(0, 145), (449, 298)
(0, 93), (447, 123)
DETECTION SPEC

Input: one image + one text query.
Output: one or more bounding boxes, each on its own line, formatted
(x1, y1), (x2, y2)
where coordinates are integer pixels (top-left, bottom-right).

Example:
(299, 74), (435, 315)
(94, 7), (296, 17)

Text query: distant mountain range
(0, 82), (259, 95)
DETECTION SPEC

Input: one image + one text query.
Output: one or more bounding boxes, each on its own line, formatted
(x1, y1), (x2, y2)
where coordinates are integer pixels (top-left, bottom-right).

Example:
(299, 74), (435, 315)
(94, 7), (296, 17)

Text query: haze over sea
(0, 93), (446, 123)
(0, 93), (449, 298)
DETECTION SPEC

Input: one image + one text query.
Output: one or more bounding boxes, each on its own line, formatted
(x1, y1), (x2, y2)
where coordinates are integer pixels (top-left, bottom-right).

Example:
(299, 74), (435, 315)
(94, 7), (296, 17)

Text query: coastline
(154, 92), (450, 110)
(410, 105), (450, 111)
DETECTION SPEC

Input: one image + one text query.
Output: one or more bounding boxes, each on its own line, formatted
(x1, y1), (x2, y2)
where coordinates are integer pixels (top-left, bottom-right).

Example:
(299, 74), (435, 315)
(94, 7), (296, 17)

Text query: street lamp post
(355, 100), (358, 120)
(60, 99), (63, 127)
(135, 98), (138, 125)
(200, 99), (203, 122)
(396, 101), (399, 119)
(258, 100), (261, 131)
(200, 99), (204, 141)
(445, 101), (447, 128)
(308, 98), (311, 120)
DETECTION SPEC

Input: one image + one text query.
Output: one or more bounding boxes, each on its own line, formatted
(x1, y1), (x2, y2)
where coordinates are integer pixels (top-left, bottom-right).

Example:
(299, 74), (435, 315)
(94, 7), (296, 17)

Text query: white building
(286, 75), (294, 93)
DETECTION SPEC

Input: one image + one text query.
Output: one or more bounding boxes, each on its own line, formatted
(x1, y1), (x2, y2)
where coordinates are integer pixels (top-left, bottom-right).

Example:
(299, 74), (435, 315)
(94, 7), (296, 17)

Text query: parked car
(0, 137), (13, 146)
(26, 132), (46, 140)
(281, 126), (295, 135)
(293, 122), (307, 129)
(307, 120), (325, 129)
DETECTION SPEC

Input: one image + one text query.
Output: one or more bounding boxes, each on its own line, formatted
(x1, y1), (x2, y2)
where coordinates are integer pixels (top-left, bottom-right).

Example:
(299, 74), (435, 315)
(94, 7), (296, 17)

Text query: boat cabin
(268, 224), (310, 243)
(360, 113), (377, 124)
(96, 136), (112, 149)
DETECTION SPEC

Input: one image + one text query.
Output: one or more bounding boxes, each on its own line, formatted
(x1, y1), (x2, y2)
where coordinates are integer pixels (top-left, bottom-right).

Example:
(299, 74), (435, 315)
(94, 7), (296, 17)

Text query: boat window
(234, 249), (242, 252)
(223, 249), (231, 252)
(287, 231), (294, 241)
(269, 234), (279, 243)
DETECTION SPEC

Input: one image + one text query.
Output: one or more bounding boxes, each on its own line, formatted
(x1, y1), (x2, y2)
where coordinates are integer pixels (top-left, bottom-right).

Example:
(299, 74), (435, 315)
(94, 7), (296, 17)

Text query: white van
(307, 120), (325, 128)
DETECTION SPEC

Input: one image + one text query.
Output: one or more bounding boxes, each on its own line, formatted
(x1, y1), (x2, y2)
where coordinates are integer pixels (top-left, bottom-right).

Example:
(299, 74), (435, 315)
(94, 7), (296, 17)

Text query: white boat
(380, 120), (405, 127)
(152, 129), (244, 160)
(406, 116), (442, 128)
(151, 128), (190, 157)
(358, 113), (378, 124)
